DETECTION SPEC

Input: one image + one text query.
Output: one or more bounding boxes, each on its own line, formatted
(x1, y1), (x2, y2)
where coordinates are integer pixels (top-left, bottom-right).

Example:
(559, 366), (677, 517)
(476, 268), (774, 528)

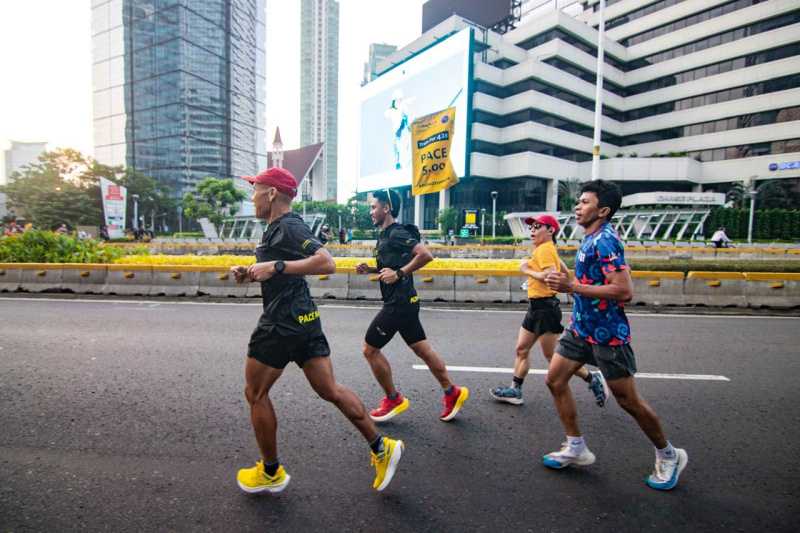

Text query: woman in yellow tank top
(490, 215), (607, 406)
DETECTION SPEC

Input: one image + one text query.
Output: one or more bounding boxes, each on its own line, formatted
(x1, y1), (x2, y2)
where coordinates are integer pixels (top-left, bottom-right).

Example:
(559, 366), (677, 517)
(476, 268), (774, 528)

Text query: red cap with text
(523, 214), (560, 234)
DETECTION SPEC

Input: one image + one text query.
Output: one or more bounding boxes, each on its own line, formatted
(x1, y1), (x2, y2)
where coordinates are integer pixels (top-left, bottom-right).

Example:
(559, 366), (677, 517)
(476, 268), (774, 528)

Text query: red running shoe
(440, 385), (469, 422)
(369, 394), (410, 422)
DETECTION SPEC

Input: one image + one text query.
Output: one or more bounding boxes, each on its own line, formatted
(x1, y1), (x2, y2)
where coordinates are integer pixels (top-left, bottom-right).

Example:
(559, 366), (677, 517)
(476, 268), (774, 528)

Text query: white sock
(656, 442), (676, 461)
(567, 435), (585, 454)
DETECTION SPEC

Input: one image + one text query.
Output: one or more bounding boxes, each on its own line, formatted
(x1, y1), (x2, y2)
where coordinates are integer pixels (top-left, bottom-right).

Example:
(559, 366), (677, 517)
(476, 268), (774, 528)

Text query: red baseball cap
(524, 214), (560, 233)
(243, 167), (298, 198)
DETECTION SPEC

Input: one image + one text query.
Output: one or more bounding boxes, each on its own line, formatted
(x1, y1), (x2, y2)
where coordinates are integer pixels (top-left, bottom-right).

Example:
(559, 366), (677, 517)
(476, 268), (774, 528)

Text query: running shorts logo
(409, 295), (419, 304)
(297, 310), (320, 324)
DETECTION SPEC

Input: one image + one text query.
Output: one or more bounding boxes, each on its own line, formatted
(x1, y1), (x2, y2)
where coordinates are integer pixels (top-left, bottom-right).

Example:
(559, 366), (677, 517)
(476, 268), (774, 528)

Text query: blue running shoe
(646, 448), (688, 491)
(588, 370), (607, 407)
(490, 385), (523, 405)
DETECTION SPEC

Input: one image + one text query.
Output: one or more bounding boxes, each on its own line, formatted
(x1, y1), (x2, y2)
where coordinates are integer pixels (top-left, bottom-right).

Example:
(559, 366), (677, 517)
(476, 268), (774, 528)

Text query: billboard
(358, 27), (472, 193)
(100, 177), (127, 239)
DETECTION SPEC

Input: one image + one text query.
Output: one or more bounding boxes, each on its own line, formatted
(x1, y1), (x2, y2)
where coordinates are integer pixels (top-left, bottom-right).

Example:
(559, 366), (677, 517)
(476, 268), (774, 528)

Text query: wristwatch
(395, 269), (405, 280)
(274, 260), (286, 275)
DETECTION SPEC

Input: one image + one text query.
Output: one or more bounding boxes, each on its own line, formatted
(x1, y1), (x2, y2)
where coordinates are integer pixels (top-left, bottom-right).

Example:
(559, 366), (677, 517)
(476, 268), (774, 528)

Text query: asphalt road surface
(1, 296), (798, 532)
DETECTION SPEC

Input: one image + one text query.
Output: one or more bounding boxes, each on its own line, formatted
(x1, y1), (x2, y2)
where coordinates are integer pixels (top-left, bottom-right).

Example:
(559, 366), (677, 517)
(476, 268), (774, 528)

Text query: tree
(181, 177), (247, 230)
(558, 177), (582, 212)
(436, 207), (458, 236)
(0, 149), (103, 230)
(117, 167), (175, 230)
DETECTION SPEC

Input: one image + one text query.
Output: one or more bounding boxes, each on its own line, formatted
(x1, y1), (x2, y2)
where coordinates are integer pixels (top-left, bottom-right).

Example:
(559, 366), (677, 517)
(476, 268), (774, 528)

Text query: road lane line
(412, 364), (730, 382)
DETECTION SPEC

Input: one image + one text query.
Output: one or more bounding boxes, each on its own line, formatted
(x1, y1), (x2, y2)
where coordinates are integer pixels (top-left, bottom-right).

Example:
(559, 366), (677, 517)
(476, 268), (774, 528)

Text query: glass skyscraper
(300, 0), (339, 201)
(92, 0), (267, 200)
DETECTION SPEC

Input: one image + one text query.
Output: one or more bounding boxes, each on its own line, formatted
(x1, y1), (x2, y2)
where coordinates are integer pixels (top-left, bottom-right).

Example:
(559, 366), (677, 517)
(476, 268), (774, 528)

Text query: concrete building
(3, 141), (47, 185)
(363, 43), (398, 86)
(371, 0), (800, 227)
(300, 0), (339, 201)
(91, 0), (267, 201)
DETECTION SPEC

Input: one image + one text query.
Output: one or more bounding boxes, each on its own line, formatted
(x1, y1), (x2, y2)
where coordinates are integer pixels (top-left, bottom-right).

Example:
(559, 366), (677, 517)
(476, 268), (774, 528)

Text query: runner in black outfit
(356, 189), (469, 423)
(233, 168), (403, 494)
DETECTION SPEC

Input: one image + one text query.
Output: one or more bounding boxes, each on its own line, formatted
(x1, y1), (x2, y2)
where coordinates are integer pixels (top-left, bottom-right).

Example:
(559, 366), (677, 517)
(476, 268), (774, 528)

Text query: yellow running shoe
(370, 437), (404, 491)
(237, 461), (291, 494)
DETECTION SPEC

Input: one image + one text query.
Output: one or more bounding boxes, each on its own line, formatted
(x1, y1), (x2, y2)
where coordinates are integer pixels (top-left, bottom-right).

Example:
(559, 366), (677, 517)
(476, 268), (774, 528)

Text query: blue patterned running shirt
(570, 222), (631, 346)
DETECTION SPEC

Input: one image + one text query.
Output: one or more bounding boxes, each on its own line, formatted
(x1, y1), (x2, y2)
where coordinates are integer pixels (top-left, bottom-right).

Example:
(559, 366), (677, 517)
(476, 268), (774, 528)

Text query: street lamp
(132, 194), (140, 231)
(744, 175), (758, 244)
(491, 190), (498, 239)
(481, 208), (486, 244)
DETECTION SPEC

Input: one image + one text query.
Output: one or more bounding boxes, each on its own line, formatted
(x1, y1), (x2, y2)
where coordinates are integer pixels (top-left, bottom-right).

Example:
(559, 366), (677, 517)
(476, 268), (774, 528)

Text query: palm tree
(558, 177), (582, 212)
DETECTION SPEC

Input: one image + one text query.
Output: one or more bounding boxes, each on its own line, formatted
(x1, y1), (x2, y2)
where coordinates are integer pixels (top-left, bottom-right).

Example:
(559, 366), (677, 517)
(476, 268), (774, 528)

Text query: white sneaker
(646, 448), (688, 490)
(542, 442), (596, 469)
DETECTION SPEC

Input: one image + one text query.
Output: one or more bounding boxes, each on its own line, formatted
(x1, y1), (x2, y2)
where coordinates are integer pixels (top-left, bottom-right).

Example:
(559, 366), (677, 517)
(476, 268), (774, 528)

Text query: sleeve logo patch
(297, 310), (320, 324)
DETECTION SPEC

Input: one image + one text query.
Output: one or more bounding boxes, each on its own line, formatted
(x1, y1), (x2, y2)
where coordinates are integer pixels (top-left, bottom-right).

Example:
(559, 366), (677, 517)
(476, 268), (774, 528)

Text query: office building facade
(3, 141), (47, 185)
(363, 43), (397, 85)
(91, 0), (267, 200)
(300, 0), (339, 201)
(374, 0), (800, 222)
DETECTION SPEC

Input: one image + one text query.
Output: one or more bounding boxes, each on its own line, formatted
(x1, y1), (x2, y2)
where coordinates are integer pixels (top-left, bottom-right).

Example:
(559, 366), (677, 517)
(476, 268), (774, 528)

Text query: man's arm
(378, 242), (433, 284)
(545, 268), (633, 302)
(520, 259), (555, 281)
(248, 247), (336, 281)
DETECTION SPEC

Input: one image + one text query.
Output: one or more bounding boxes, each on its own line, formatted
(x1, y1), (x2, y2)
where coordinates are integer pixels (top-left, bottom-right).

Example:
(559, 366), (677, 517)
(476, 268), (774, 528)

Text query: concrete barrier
(103, 264), (153, 296)
(197, 268), (248, 297)
(0, 264), (22, 292)
(455, 271), (511, 303)
(744, 272), (800, 309)
(631, 271), (685, 306)
(308, 271), (350, 299)
(150, 266), (201, 296)
(413, 269), (456, 302)
(19, 264), (64, 292)
(61, 264), (108, 294)
(347, 272), (382, 301)
(684, 271), (746, 307)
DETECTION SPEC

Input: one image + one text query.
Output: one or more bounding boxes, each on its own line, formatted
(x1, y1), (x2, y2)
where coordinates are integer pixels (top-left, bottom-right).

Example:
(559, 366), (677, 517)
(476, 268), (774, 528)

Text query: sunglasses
(384, 188), (393, 211)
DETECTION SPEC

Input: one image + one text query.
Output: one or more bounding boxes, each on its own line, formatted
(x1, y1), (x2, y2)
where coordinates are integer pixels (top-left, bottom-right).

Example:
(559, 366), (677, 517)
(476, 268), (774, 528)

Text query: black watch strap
(274, 260), (286, 275)
(396, 269), (405, 280)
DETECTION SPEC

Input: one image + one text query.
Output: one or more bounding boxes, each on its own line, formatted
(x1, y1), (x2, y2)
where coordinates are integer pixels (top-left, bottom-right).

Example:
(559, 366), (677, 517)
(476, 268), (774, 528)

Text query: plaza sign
(621, 191), (725, 207)
(768, 161), (800, 171)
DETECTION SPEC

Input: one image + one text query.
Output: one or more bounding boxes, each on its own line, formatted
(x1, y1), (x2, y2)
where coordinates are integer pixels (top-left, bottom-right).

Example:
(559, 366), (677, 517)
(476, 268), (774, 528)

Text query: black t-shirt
(255, 212), (324, 335)
(375, 223), (420, 309)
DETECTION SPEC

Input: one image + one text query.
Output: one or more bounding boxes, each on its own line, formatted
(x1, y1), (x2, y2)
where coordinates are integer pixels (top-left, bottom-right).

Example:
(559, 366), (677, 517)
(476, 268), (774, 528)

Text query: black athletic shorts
(364, 305), (426, 349)
(556, 329), (637, 381)
(248, 327), (331, 369)
(521, 297), (564, 336)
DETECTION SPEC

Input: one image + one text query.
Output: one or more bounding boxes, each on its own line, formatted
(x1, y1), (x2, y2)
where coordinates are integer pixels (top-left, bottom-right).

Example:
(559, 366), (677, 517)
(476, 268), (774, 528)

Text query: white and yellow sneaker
(370, 437), (404, 491)
(237, 461), (291, 494)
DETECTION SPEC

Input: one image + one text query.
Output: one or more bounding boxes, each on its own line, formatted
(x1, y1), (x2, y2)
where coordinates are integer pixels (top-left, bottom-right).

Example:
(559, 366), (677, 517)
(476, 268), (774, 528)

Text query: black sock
(369, 435), (384, 454)
(512, 376), (524, 389)
(582, 372), (592, 383)
(444, 385), (454, 396)
(387, 391), (399, 400)
(264, 460), (280, 476)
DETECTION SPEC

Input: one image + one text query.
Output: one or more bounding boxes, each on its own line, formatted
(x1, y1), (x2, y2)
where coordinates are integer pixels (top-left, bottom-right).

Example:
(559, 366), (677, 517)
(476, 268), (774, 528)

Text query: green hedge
(706, 208), (800, 240)
(0, 230), (124, 263)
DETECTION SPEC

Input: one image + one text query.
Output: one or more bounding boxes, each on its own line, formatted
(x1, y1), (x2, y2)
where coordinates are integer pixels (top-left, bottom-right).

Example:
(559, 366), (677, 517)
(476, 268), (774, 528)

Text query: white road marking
(413, 364), (731, 382)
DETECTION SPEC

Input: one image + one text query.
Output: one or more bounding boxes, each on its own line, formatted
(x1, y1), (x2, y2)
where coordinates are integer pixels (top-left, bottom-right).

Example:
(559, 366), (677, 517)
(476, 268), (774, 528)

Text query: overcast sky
(0, 0), (424, 200)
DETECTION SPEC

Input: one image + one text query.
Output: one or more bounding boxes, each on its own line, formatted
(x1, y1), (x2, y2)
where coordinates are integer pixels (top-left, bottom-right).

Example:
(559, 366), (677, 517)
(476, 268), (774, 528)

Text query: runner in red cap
(232, 168), (403, 494)
(490, 213), (607, 407)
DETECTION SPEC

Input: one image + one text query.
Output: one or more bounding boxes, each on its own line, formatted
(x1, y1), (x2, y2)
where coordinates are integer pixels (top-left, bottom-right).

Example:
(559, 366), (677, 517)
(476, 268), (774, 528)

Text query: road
(1, 296), (798, 532)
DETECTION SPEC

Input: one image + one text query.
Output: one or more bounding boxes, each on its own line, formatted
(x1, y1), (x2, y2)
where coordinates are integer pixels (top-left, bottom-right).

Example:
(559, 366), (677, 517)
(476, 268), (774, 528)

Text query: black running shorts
(248, 327), (331, 369)
(556, 329), (637, 381)
(521, 297), (564, 336)
(364, 305), (426, 349)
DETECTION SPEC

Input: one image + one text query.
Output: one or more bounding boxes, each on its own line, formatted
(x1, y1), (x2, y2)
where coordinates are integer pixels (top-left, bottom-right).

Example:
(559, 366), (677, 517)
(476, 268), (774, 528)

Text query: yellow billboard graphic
(411, 107), (458, 196)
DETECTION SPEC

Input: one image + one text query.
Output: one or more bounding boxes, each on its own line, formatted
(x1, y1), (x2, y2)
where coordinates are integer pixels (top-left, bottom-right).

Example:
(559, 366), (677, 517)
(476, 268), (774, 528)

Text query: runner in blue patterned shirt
(541, 180), (688, 491)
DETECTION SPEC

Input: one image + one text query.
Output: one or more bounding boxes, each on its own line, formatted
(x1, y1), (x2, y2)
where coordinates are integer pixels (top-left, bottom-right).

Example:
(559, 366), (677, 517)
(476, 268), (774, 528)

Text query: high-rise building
(91, 0), (267, 201)
(300, 0), (339, 201)
(3, 141), (47, 185)
(370, 0), (800, 226)
(362, 43), (397, 85)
